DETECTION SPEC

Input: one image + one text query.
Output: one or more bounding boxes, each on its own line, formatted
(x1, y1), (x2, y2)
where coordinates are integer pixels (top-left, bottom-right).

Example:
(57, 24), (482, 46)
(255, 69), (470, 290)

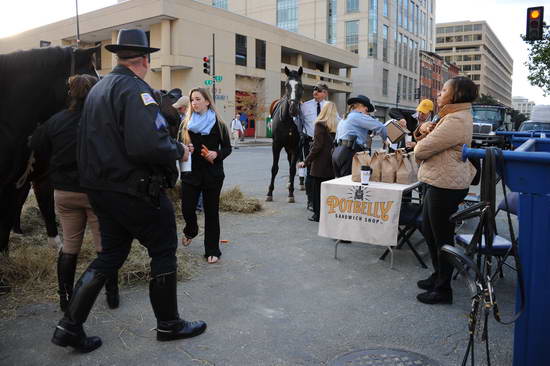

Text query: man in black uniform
(51, 29), (206, 353)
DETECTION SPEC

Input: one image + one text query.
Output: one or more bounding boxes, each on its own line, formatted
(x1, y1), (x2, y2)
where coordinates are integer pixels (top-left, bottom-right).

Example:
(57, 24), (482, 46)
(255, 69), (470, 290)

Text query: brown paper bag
(408, 151), (419, 176)
(370, 150), (386, 182)
(381, 153), (398, 183)
(351, 151), (371, 182)
(396, 154), (416, 184)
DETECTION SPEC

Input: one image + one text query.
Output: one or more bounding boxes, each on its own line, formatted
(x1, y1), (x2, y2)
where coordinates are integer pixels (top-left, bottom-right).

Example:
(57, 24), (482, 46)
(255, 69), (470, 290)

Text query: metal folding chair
(379, 183), (428, 268)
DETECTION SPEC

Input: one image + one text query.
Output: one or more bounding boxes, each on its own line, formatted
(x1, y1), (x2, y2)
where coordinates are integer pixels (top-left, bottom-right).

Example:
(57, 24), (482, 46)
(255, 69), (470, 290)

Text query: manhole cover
(329, 348), (441, 366)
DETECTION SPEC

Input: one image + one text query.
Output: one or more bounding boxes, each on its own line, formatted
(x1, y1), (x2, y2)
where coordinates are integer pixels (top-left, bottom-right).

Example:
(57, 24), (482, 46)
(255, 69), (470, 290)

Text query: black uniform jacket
(30, 109), (83, 192)
(181, 119), (232, 187)
(78, 65), (184, 196)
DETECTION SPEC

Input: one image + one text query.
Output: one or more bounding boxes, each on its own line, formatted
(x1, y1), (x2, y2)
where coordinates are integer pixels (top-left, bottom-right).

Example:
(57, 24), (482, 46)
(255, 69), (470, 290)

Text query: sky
(1, 0), (550, 105)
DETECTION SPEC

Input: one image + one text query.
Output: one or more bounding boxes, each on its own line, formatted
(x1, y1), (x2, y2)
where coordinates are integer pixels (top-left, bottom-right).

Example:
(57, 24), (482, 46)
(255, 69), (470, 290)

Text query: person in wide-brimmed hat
(331, 94), (387, 178)
(51, 29), (206, 354)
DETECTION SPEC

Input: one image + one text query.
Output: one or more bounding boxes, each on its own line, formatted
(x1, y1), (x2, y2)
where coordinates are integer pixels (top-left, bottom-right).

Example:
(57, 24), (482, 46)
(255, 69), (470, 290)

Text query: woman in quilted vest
(413, 76), (478, 305)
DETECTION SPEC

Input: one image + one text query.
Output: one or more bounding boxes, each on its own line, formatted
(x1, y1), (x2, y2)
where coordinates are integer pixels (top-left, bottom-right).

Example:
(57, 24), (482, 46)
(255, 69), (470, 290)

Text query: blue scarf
(188, 109), (216, 135)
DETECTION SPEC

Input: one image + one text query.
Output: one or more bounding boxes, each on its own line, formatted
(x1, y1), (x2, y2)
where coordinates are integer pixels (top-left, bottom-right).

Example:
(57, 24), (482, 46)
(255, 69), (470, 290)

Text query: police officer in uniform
(332, 95), (388, 177)
(51, 29), (206, 353)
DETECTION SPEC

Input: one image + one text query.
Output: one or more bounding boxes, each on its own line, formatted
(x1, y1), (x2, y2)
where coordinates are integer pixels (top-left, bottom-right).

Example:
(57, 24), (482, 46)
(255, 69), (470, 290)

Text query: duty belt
(337, 139), (354, 147)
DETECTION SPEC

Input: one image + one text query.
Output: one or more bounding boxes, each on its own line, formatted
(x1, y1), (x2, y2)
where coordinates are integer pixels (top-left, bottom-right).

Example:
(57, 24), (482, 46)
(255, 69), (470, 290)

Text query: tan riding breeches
(54, 190), (102, 254)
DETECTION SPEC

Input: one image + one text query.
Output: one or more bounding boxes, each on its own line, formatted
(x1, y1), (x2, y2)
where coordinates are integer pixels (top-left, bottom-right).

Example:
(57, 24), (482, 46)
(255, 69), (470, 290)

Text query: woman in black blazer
(179, 87), (232, 263)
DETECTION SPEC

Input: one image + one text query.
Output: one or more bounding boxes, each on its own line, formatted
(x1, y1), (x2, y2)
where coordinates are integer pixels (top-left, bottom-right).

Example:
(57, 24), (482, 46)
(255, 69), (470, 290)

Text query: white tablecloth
(318, 176), (420, 246)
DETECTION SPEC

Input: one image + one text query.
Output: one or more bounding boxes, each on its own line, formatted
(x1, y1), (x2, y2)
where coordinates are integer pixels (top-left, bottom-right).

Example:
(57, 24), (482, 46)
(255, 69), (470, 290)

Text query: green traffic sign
(214, 75), (223, 82)
(204, 79), (213, 86)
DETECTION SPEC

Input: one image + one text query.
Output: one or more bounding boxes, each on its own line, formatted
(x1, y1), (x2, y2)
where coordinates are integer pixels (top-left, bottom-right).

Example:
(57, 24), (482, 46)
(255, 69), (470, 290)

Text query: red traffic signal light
(526, 6), (544, 41)
(202, 56), (211, 75)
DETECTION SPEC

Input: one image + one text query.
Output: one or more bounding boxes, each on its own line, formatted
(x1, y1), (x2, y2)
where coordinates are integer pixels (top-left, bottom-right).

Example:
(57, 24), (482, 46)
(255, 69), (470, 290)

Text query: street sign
(214, 75), (223, 82)
(204, 79), (213, 86)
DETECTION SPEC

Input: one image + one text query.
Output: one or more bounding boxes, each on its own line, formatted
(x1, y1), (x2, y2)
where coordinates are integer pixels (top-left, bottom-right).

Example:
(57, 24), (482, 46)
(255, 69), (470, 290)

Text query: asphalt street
(0, 144), (517, 366)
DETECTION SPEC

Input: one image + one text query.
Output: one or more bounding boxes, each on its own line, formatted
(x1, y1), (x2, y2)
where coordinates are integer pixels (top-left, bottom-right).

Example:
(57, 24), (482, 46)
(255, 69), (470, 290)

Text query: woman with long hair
(299, 101), (339, 222)
(179, 87), (232, 263)
(413, 76), (478, 305)
(30, 74), (120, 311)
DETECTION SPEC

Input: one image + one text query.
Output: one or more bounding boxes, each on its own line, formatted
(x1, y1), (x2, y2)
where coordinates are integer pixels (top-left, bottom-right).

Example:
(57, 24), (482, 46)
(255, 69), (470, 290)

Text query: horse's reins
(16, 48), (79, 189)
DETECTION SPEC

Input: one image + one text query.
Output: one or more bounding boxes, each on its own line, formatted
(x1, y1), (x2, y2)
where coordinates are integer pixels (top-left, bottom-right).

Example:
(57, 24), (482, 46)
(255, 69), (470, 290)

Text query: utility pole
(212, 33), (216, 103)
(75, 0), (81, 47)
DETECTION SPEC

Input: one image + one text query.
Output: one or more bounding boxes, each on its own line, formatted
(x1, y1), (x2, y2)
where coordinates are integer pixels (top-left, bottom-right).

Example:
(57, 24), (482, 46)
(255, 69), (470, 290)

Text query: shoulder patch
(140, 93), (158, 106)
(155, 112), (167, 130)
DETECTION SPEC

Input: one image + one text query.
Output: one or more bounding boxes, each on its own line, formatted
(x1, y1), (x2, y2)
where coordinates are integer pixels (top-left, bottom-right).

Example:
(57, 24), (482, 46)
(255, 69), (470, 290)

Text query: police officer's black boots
(57, 252), (78, 312)
(104, 270), (120, 309)
(51, 268), (105, 353)
(149, 271), (207, 342)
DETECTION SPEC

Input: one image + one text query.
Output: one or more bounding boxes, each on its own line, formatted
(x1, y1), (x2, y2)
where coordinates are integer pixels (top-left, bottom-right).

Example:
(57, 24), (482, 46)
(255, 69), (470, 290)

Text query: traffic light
(526, 6), (544, 41)
(202, 56), (211, 75)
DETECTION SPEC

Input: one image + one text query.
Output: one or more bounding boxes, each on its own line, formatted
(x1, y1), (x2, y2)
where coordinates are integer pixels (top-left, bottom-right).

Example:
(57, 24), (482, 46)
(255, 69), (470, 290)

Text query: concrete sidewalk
(0, 146), (516, 366)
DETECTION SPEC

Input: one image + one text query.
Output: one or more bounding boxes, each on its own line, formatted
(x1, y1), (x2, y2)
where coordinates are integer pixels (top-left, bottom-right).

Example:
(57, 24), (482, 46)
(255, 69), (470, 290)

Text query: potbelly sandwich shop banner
(318, 176), (407, 246)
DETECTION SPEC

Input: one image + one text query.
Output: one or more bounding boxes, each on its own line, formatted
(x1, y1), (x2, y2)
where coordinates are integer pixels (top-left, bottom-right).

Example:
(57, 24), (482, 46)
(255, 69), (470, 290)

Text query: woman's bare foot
(207, 256), (219, 264)
(181, 237), (192, 247)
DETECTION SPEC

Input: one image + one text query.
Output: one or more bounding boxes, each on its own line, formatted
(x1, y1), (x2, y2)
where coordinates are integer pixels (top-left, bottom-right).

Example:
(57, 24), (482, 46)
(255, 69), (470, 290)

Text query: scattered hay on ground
(167, 184), (262, 214)
(0, 199), (201, 319)
(220, 186), (262, 213)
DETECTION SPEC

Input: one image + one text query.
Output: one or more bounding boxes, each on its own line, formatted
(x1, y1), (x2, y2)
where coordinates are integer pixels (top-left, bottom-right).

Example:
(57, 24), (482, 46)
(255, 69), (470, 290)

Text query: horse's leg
(287, 146), (298, 203)
(32, 179), (61, 249)
(0, 185), (18, 254)
(267, 143), (282, 201)
(12, 181), (31, 234)
(298, 138), (305, 190)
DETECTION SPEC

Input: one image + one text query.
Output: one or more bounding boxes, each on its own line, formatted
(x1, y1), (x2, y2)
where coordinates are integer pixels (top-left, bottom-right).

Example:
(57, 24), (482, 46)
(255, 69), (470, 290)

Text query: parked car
(518, 121), (550, 132)
(518, 105), (550, 132)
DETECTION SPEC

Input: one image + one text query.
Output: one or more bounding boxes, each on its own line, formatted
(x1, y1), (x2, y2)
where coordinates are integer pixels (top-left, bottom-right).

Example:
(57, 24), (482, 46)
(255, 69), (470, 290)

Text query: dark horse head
(284, 66), (303, 117)
(0, 46), (99, 186)
(156, 88), (183, 139)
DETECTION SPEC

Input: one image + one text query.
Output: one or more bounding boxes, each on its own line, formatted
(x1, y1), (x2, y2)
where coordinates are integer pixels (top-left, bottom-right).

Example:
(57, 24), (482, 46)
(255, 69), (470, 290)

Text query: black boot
(105, 271), (120, 309)
(417, 273), (437, 291)
(51, 268), (106, 353)
(57, 252), (78, 312)
(149, 272), (207, 342)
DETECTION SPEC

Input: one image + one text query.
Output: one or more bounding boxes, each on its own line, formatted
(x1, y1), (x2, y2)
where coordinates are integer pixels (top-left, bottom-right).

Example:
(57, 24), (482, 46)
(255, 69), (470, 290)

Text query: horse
(156, 88), (183, 139)
(266, 66), (304, 203)
(0, 46), (99, 254)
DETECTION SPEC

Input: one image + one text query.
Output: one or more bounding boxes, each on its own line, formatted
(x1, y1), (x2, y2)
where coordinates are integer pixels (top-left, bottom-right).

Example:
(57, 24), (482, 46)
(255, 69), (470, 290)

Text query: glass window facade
(397, 0), (402, 26)
(347, 0), (359, 12)
(368, 0), (378, 58)
(327, 0), (337, 45)
(277, 0), (298, 32)
(212, 0), (228, 9)
(409, 38), (413, 71)
(383, 0), (388, 17)
(383, 25), (389, 62)
(409, 0), (414, 32)
(403, 35), (408, 68)
(403, 0), (409, 30)
(394, 28), (398, 65)
(235, 34), (247, 66)
(383, 69), (389, 96)
(256, 39), (266, 69)
(346, 20), (359, 54)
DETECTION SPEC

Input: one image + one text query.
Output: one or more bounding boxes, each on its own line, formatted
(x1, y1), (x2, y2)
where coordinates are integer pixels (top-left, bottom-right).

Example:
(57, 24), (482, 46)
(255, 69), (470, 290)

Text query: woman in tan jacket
(413, 76), (478, 305)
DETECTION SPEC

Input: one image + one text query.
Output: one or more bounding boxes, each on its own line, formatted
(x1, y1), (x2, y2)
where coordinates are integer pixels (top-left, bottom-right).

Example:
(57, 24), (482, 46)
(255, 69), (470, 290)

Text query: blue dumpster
(462, 136), (550, 366)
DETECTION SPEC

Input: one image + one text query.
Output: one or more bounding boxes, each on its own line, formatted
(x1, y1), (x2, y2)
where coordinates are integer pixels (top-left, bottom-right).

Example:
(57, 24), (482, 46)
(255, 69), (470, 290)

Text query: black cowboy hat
(347, 94), (375, 112)
(105, 29), (160, 56)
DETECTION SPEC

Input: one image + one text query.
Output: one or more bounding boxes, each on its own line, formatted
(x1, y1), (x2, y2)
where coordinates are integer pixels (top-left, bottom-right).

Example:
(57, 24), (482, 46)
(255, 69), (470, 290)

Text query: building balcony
(281, 64), (353, 93)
